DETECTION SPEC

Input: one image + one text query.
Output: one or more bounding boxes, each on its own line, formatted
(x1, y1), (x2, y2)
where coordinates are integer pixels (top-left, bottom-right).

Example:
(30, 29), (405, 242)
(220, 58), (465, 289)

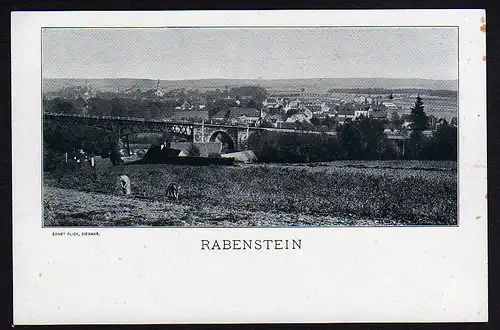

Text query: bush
(248, 130), (345, 163)
(336, 116), (389, 160)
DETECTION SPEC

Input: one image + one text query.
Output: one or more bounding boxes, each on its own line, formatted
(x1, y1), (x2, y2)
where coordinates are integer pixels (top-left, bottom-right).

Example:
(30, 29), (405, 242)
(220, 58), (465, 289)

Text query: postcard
(12, 10), (487, 324)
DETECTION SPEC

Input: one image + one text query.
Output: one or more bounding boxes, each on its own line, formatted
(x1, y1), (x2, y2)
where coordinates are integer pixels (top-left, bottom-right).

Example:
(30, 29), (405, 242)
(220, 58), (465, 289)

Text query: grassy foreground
(43, 161), (457, 227)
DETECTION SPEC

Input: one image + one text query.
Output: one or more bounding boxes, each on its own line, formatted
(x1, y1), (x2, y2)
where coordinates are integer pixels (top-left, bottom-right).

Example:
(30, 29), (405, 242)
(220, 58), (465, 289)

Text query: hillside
(42, 77), (458, 94)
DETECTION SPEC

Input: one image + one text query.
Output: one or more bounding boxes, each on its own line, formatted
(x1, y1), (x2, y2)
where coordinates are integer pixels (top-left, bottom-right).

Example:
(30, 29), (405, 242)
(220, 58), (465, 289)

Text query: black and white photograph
(42, 26), (459, 227)
(13, 10), (487, 325)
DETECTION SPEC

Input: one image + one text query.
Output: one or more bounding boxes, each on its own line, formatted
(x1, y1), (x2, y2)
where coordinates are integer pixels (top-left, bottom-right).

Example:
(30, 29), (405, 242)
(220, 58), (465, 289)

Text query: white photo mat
(12, 10), (487, 324)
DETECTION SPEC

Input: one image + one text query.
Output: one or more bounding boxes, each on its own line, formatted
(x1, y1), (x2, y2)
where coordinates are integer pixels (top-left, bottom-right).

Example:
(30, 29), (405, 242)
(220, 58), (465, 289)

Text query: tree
(241, 98), (260, 110)
(44, 98), (75, 114)
(310, 117), (321, 127)
(406, 96), (429, 159)
(337, 116), (388, 160)
(248, 130), (344, 163)
(229, 86), (268, 106)
(322, 116), (336, 130)
(295, 120), (315, 131)
(355, 115), (386, 159)
(410, 95), (428, 131)
(389, 111), (403, 130)
(426, 120), (457, 160)
(427, 115), (438, 131)
(407, 130), (426, 160)
(206, 98), (238, 118)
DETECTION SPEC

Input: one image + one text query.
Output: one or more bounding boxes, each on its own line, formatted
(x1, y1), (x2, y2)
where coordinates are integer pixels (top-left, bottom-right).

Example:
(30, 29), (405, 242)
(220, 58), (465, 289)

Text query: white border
(12, 10), (487, 324)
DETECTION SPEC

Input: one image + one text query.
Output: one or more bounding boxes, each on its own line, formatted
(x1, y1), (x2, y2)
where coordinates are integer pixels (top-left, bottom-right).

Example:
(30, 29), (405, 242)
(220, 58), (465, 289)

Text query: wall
(170, 141), (222, 157)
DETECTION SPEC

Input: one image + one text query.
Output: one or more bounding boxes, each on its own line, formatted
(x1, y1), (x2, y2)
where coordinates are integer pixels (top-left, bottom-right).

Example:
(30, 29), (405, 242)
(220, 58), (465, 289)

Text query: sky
(42, 27), (458, 81)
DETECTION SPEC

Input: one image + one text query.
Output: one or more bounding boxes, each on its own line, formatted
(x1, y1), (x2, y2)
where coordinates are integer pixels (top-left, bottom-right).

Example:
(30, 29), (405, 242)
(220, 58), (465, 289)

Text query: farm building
(170, 141), (222, 157)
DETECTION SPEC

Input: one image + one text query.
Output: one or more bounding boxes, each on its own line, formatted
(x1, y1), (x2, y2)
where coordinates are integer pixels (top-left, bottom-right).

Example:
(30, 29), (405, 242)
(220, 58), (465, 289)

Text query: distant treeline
(327, 88), (457, 98)
(44, 97), (176, 119)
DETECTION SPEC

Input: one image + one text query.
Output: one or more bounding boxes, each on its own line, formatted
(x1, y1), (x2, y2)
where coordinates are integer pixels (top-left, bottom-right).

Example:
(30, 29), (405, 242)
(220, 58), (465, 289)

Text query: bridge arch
(209, 131), (235, 153)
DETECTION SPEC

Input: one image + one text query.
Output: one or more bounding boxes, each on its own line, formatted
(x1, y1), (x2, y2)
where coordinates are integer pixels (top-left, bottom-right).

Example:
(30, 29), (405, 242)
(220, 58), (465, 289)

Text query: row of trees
(248, 119), (457, 162)
(248, 131), (344, 163)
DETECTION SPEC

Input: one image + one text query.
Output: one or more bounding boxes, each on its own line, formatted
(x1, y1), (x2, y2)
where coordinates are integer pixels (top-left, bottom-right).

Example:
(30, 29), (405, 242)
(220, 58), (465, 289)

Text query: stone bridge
(43, 113), (339, 153)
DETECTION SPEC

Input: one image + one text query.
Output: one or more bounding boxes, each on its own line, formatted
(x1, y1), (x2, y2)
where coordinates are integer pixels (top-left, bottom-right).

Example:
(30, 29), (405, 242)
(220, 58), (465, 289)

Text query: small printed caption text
(52, 231), (100, 237)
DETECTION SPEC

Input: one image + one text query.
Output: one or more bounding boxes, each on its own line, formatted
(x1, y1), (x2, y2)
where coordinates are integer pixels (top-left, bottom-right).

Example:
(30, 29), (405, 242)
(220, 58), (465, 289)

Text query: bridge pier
(109, 128), (123, 165)
(125, 134), (131, 156)
(192, 125), (256, 152)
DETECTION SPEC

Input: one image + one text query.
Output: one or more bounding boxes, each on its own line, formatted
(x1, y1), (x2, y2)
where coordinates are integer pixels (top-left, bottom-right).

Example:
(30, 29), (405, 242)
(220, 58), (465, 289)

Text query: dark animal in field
(166, 182), (180, 200)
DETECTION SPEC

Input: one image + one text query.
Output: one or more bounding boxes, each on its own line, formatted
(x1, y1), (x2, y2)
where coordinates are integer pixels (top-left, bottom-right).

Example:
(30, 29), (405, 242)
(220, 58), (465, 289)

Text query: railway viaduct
(43, 113), (339, 152)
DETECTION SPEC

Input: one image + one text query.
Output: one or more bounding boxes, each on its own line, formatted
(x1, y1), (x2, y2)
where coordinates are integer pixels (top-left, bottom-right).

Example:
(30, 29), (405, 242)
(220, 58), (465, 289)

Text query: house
(259, 109), (269, 119)
(275, 121), (299, 129)
(312, 112), (328, 121)
(267, 114), (285, 128)
(263, 98), (279, 109)
(170, 141), (222, 158)
(304, 108), (313, 120)
(381, 101), (398, 111)
(320, 102), (331, 113)
(175, 99), (191, 110)
(336, 107), (355, 119)
(284, 100), (300, 113)
(269, 114), (285, 122)
(383, 128), (394, 134)
(286, 113), (311, 124)
(354, 109), (369, 118)
(325, 109), (338, 118)
(273, 120), (285, 128)
(336, 117), (353, 125)
(307, 105), (323, 114)
(154, 89), (165, 97)
(402, 121), (413, 130)
(211, 107), (261, 125)
(353, 95), (373, 104)
(354, 95), (366, 104)
(369, 108), (388, 121)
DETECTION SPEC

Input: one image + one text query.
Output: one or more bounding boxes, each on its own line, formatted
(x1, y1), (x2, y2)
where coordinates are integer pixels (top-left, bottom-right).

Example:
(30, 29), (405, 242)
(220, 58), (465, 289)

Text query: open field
(43, 161), (457, 227)
(330, 92), (457, 121)
(391, 96), (457, 121)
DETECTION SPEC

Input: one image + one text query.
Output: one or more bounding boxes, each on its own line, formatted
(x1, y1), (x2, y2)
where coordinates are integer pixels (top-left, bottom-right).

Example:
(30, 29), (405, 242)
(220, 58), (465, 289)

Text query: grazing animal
(166, 182), (180, 200)
(119, 175), (131, 195)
